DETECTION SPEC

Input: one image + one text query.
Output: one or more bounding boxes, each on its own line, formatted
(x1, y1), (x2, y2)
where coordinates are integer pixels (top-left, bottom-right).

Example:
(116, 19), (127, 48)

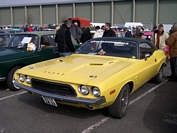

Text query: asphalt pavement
(0, 65), (177, 133)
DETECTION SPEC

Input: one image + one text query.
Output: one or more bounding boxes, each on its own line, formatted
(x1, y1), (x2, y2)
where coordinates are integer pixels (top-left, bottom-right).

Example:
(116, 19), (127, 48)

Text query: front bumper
(14, 81), (106, 105)
(0, 77), (6, 81)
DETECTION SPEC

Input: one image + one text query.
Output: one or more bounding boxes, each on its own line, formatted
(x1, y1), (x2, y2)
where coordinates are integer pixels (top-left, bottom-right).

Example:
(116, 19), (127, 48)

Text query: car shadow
(0, 81), (7, 90)
(143, 81), (177, 133)
(17, 93), (109, 119)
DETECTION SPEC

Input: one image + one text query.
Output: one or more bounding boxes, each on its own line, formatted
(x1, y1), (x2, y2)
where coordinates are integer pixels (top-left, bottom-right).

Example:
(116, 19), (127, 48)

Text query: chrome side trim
(0, 77), (6, 81)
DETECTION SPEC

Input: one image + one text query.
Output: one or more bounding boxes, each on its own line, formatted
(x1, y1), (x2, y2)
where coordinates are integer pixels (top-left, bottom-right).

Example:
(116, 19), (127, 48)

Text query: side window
(12, 36), (22, 47)
(139, 42), (154, 59)
(41, 35), (56, 48)
(3, 36), (10, 45)
(0, 37), (3, 46)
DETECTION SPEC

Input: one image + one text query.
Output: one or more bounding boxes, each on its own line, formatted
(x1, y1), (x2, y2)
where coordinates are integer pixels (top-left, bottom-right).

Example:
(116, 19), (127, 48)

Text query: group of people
(54, 20), (116, 56)
(151, 23), (177, 82)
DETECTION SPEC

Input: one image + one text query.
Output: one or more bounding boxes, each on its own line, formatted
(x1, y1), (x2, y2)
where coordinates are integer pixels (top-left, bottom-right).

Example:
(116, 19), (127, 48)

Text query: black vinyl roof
(91, 37), (157, 49)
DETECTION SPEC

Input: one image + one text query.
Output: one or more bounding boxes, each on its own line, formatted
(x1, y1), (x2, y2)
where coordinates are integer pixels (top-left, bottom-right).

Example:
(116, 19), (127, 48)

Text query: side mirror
(38, 44), (45, 51)
(41, 45), (45, 48)
(144, 53), (150, 60)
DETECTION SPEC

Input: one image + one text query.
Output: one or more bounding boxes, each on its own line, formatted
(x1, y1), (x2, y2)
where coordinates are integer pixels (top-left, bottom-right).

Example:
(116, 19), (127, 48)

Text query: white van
(124, 22), (149, 31)
(124, 22), (143, 28)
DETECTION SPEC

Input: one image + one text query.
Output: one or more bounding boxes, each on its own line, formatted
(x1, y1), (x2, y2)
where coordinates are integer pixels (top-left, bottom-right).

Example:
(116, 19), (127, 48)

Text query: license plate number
(42, 96), (58, 107)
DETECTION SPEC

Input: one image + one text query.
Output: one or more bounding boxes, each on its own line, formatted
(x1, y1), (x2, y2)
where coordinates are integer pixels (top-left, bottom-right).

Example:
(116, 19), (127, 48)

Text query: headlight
(91, 87), (100, 97)
(25, 76), (31, 84)
(18, 75), (25, 82)
(78, 85), (89, 95)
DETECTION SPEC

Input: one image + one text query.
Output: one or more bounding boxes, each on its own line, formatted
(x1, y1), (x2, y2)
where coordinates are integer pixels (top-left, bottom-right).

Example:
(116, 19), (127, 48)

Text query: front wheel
(108, 84), (130, 119)
(7, 66), (21, 91)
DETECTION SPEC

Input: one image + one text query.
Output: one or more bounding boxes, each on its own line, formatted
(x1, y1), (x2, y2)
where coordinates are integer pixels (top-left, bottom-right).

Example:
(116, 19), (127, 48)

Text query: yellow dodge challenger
(14, 37), (167, 119)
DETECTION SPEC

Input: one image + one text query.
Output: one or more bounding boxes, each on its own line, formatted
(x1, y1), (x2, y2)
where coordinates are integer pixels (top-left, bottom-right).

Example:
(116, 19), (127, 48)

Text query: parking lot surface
(0, 65), (177, 133)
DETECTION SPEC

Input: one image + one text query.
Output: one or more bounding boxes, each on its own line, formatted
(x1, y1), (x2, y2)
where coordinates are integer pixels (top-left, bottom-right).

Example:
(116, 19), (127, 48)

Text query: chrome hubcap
(12, 69), (20, 90)
(159, 69), (163, 80)
(121, 89), (129, 113)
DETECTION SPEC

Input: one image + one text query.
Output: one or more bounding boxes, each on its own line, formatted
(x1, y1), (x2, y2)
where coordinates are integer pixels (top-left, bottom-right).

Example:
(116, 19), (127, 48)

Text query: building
(0, 0), (176, 29)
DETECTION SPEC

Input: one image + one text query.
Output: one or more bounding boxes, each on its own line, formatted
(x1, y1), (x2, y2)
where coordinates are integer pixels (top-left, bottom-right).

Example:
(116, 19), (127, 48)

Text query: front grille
(31, 79), (76, 96)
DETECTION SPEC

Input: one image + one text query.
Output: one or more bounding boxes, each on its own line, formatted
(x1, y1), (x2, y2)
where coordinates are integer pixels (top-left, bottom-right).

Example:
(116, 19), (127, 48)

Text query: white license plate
(42, 96), (58, 107)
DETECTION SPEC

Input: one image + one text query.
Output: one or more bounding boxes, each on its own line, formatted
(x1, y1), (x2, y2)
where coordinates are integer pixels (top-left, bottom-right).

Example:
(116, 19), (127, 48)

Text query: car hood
(0, 47), (34, 62)
(19, 54), (136, 84)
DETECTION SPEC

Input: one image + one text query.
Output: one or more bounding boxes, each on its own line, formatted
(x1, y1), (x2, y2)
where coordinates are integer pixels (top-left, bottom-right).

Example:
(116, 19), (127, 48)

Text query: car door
(36, 34), (58, 61)
(137, 42), (158, 85)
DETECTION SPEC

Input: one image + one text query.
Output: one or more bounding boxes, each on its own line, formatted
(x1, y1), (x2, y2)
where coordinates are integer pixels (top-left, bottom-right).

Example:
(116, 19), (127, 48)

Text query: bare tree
(61, 15), (68, 22)
(25, 14), (33, 25)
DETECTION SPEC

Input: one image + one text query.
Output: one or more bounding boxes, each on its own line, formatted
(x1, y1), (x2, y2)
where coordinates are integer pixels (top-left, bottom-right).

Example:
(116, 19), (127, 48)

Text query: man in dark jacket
(123, 27), (133, 37)
(102, 23), (115, 37)
(55, 19), (75, 56)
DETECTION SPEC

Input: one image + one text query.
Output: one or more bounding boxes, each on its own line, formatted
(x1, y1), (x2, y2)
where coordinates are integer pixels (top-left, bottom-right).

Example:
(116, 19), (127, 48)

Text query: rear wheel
(152, 66), (163, 84)
(7, 66), (21, 91)
(108, 84), (130, 119)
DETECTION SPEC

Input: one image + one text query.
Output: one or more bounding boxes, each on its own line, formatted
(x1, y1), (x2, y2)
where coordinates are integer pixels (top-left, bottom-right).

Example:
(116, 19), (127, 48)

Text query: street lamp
(19, 20), (21, 27)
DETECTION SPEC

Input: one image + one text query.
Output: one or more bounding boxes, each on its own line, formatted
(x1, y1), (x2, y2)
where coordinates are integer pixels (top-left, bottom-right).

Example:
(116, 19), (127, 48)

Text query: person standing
(93, 26), (104, 38)
(166, 22), (177, 82)
(81, 27), (92, 44)
(102, 23), (116, 37)
(24, 25), (28, 32)
(123, 27), (133, 37)
(27, 25), (33, 32)
(55, 19), (75, 57)
(68, 18), (79, 43)
(74, 22), (83, 43)
(151, 24), (169, 50)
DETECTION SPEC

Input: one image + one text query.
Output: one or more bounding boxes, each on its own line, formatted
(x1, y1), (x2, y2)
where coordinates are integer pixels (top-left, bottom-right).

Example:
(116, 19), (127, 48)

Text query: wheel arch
(110, 80), (134, 104)
(6, 63), (26, 77)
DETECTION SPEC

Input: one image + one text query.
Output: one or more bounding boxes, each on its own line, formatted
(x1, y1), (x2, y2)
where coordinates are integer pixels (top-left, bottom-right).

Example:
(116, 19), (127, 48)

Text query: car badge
(28, 66), (34, 69)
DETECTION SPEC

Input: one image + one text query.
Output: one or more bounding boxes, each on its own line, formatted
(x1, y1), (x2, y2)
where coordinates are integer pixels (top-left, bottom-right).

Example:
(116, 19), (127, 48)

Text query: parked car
(0, 29), (16, 33)
(143, 31), (153, 41)
(42, 28), (56, 31)
(14, 37), (166, 119)
(11, 27), (23, 32)
(0, 31), (59, 91)
(0, 33), (13, 47)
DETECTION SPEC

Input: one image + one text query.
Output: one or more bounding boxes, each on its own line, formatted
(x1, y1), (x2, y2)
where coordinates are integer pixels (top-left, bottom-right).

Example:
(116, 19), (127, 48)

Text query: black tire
(7, 66), (21, 91)
(152, 66), (163, 84)
(108, 84), (130, 119)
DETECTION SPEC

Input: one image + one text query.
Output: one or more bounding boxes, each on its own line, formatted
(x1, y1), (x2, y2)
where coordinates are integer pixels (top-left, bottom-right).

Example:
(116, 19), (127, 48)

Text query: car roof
(91, 37), (157, 49)
(92, 37), (148, 43)
(0, 33), (14, 35)
(15, 31), (56, 36)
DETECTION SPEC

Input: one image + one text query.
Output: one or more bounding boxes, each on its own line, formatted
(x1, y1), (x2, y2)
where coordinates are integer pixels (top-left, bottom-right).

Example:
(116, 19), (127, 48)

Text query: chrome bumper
(0, 77), (6, 81)
(14, 82), (106, 105)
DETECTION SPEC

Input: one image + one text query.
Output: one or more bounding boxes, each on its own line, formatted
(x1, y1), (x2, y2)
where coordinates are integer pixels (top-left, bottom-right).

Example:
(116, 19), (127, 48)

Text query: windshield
(6, 34), (39, 48)
(75, 40), (138, 59)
